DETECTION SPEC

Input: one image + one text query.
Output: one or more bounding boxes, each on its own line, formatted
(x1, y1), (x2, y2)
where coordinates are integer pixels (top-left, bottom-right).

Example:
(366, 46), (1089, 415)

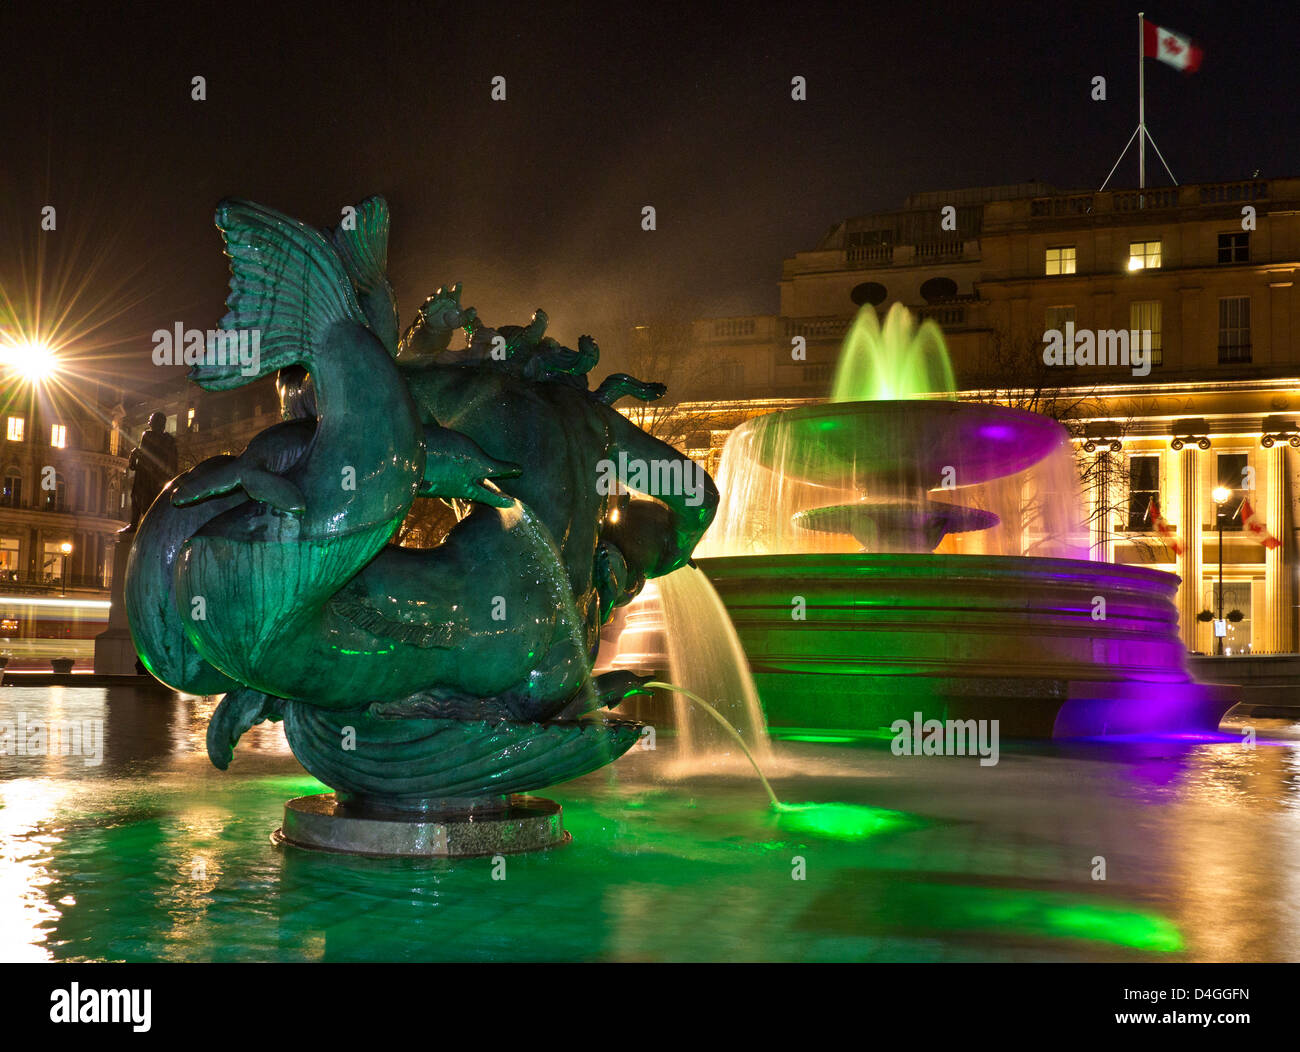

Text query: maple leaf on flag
(1143, 19), (1204, 73)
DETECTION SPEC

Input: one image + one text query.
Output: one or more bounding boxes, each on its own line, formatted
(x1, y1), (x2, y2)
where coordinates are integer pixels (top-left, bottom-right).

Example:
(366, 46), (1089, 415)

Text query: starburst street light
(0, 337), (59, 382)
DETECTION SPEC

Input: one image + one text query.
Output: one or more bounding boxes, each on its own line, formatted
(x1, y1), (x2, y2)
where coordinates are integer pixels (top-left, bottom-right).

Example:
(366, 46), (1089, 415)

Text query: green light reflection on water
(774, 801), (919, 841)
(777, 734), (857, 744)
(900, 884), (1185, 953)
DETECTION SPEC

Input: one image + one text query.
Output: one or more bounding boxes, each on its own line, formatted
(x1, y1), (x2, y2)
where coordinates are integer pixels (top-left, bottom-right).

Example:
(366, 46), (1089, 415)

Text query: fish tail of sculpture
(327, 196), (399, 355)
(207, 686), (283, 770)
(176, 523), (396, 692)
(167, 199), (424, 689)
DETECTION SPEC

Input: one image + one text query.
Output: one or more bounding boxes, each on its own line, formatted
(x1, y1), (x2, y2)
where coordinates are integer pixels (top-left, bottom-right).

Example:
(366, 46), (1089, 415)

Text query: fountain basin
(698, 553), (1238, 738)
(755, 400), (1067, 489)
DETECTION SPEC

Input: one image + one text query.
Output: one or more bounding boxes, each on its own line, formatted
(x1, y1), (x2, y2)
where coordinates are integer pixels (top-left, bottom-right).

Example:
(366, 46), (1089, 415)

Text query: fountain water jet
(656, 567), (772, 763)
(645, 679), (915, 844)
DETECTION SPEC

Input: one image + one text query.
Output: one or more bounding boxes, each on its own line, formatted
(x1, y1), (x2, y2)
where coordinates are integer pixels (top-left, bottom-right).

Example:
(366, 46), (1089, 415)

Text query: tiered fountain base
(699, 553), (1238, 738)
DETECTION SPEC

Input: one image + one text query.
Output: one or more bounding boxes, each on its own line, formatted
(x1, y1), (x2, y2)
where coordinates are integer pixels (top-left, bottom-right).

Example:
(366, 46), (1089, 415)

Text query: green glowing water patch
(767, 727), (897, 743)
(243, 775), (331, 797)
(922, 885), (1184, 952)
(780, 735), (858, 744)
(807, 878), (1184, 953)
(774, 801), (919, 841)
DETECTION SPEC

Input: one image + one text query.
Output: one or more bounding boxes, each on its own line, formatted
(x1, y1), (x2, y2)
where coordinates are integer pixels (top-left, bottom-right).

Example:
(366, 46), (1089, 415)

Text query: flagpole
(1138, 11), (1146, 190)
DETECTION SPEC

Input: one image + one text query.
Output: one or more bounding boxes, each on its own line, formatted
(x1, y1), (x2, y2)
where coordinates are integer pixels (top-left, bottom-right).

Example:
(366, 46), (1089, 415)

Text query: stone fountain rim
(694, 551), (1184, 590)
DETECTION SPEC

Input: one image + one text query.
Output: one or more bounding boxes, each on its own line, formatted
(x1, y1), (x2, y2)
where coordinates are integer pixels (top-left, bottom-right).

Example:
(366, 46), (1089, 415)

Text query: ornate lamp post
(1211, 486), (1231, 655)
(59, 540), (72, 597)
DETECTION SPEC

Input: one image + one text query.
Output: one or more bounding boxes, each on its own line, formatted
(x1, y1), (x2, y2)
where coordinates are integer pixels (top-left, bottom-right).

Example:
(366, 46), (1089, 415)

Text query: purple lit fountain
(606, 304), (1238, 739)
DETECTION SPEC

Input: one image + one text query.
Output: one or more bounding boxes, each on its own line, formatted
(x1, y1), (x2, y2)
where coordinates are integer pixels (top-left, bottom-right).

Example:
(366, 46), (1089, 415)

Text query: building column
(1263, 444), (1293, 653)
(1178, 447), (1203, 651)
(1091, 451), (1115, 563)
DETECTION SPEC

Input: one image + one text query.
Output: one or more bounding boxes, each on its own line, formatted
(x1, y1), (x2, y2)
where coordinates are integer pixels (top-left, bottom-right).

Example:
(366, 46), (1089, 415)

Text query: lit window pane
(1045, 246), (1076, 276)
(1128, 240), (1162, 270)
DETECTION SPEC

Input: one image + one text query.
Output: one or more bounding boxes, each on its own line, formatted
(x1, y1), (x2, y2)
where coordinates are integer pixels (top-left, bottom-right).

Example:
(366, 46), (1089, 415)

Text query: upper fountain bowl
(755, 399), (1068, 489)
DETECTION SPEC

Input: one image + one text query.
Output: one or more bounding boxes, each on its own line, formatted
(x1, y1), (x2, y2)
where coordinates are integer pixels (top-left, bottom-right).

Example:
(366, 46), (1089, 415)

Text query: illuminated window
(0, 536), (18, 577)
(6, 417), (23, 442)
(1215, 453), (1249, 531)
(41, 540), (71, 580)
(1045, 246), (1076, 275)
(186, 407), (196, 430)
(1204, 581), (1252, 654)
(109, 424), (120, 456)
(50, 424), (66, 448)
(1127, 455), (1160, 530)
(1129, 301), (1163, 366)
(1128, 240), (1162, 270)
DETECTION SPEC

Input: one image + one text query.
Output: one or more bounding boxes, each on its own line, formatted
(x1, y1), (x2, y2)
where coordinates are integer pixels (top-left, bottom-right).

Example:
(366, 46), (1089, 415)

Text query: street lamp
(1211, 486), (1231, 655)
(0, 338), (59, 383)
(59, 541), (72, 597)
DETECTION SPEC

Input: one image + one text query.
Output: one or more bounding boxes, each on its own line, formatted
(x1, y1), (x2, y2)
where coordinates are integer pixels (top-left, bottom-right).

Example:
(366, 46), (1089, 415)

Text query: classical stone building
(674, 177), (1300, 654)
(0, 378), (131, 594)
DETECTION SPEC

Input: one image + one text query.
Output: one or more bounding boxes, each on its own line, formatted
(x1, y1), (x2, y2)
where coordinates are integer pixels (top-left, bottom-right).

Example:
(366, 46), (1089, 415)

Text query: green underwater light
(905, 884), (1185, 953)
(773, 801), (917, 841)
(646, 681), (921, 844)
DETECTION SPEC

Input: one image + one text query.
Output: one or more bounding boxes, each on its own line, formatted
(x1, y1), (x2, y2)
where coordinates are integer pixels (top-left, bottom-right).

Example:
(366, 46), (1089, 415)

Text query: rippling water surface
(2, 687), (1298, 962)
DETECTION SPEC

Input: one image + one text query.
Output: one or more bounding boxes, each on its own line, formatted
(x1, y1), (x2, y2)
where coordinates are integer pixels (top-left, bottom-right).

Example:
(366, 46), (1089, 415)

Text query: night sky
(2, 0), (1297, 392)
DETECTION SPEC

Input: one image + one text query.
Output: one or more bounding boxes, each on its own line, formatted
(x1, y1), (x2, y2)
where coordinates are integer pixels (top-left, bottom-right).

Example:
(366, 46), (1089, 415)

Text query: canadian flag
(1148, 496), (1184, 556)
(1143, 19), (1204, 73)
(1239, 497), (1282, 549)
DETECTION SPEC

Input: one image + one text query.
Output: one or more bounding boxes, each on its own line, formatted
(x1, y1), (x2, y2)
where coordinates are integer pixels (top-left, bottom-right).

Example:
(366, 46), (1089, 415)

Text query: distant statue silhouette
(127, 412), (177, 528)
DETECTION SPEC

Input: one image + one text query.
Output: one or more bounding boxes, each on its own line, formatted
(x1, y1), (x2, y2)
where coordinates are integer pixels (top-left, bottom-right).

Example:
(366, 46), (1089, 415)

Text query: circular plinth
(273, 793), (570, 858)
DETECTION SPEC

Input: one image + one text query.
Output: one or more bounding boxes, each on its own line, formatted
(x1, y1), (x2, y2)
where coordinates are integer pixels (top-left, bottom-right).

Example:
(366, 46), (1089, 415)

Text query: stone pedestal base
(272, 793), (570, 858)
(93, 629), (140, 676)
(94, 529), (140, 675)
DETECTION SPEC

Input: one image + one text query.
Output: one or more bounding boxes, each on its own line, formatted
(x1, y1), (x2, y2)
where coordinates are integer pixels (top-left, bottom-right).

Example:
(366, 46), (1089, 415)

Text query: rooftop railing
(1029, 180), (1274, 220)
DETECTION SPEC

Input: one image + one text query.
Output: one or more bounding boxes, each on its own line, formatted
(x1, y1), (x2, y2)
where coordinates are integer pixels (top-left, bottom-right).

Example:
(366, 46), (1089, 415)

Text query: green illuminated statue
(125, 196), (717, 818)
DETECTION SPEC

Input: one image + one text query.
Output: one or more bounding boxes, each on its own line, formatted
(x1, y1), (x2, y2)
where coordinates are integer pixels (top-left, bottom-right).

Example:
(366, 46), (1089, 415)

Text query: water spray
(645, 680), (789, 811)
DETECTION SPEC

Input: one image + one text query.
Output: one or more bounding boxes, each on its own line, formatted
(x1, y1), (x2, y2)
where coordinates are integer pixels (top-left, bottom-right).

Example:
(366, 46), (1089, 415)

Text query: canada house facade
(677, 178), (1300, 655)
